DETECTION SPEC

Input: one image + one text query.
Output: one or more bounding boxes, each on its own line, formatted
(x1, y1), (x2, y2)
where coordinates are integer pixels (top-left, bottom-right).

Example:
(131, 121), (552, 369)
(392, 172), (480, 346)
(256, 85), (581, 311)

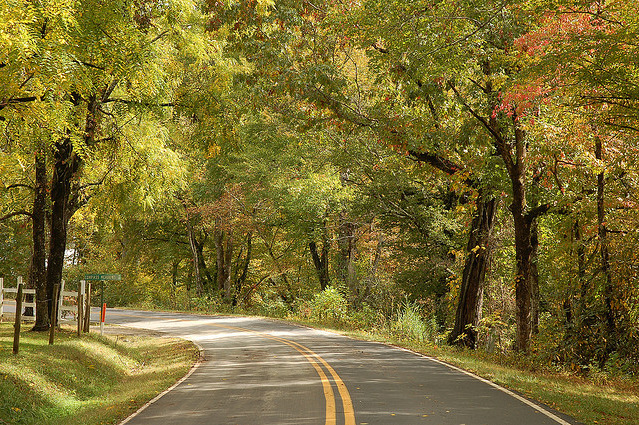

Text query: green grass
(0, 322), (198, 425)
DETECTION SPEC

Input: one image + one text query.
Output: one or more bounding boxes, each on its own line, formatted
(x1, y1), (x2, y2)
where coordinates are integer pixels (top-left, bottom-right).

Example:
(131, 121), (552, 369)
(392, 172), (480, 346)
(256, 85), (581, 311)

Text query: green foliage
(1, 0), (639, 391)
(304, 286), (349, 325)
(391, 302), (440, 344)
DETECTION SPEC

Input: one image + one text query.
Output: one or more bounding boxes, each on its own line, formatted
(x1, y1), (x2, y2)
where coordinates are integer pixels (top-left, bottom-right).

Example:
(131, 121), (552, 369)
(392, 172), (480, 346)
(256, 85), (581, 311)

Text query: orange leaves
(493, 78), (550, 120)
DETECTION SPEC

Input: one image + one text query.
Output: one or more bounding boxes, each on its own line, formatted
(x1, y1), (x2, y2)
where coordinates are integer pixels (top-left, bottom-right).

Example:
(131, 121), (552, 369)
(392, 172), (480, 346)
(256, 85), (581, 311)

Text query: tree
(1, 0), (208, 329)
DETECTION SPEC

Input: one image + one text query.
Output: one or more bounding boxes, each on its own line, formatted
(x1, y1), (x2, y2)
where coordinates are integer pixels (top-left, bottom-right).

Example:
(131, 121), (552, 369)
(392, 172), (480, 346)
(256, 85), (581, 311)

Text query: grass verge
(0, 322), (198, 425)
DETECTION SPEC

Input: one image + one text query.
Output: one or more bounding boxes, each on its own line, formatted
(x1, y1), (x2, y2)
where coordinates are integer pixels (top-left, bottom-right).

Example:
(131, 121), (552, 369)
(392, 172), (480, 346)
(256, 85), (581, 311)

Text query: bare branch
(0, 96), (38, 111)
(0, 210), (32, 221)
(5, 183), (34, 191)
(74, 59), (105, 70)
(103, 98), (175, 107)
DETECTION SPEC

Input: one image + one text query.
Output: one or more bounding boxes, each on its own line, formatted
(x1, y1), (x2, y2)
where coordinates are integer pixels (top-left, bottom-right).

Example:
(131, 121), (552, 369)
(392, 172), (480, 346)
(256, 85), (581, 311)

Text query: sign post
(84, 274), (120, 334)
(100, 303), (106, 336)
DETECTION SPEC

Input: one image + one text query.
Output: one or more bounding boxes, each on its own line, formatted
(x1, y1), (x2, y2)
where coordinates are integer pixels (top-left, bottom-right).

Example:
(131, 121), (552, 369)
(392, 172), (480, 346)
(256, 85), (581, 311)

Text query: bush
(190, 296), (220, 312)
(252, 297), (290, 318)
(349, 302), (387, 330)
(391, 302), (439, 344)
(307, 286), (349, 325)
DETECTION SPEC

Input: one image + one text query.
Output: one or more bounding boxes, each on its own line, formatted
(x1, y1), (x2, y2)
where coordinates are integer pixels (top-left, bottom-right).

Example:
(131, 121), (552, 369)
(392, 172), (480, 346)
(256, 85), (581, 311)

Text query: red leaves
(494, 80), (550, 119)
(514, 6), (613, 59)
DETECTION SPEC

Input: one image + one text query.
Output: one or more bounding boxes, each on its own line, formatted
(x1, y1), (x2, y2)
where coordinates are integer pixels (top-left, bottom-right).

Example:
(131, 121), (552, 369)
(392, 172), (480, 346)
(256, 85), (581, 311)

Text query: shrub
(391, 302), (438, 344)
(308, 286), (349, 325)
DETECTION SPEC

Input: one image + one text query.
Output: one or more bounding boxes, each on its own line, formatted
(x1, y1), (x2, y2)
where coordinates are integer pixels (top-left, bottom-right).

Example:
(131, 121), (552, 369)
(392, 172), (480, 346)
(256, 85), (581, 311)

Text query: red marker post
(100, 303), (106, 336)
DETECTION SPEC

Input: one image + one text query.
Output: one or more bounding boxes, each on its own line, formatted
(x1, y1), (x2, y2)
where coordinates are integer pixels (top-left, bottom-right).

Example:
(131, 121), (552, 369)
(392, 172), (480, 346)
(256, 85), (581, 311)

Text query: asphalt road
(94, 309), (583, 425)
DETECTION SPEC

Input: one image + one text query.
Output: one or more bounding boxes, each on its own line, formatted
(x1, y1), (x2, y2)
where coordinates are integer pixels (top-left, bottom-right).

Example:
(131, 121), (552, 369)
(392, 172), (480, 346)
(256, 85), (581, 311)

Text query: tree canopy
(1, 0), (638, 372)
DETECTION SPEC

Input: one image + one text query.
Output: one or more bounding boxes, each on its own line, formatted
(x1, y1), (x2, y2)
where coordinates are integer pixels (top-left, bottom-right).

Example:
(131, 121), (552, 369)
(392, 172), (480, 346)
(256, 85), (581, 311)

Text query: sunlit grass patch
(0, 323), (198, 425)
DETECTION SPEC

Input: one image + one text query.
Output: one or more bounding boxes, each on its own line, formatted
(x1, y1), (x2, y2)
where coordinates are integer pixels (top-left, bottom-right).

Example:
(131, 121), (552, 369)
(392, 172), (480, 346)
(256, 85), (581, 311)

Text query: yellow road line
(287, 339), (356, 425)
(225, 326), (337, 425)
(112, 312), (354, 425)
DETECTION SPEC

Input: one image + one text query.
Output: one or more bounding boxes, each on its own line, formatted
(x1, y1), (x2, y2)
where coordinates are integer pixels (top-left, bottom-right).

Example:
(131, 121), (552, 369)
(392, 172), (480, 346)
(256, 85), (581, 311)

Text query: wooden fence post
(77, 280), (85, 336)
(57, 280), (65, 325)
(49, 283), (60, 345)
(0, 277), (4, 320)
(83, 281), (91, 332)
(13, 277), (23, 354)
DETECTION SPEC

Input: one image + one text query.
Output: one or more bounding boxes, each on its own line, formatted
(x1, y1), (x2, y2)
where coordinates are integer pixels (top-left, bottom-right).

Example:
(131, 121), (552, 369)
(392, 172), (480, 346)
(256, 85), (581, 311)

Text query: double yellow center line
(213, 322), (355, 425)
(114, 312), (355, 425)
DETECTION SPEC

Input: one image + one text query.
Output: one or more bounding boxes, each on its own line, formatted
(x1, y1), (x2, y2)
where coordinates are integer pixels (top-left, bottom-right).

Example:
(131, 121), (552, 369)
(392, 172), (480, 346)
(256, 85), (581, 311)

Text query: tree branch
(103, 98), (175, 107)
(4, 183), (34, 191)
(447, 80), (515, 174)
(407, 150), (475, 188)
(74, 59), (105, 70)
(0, 96), (38, 111)
(525, 204), (551, 222)
(0, 210), (33, 221)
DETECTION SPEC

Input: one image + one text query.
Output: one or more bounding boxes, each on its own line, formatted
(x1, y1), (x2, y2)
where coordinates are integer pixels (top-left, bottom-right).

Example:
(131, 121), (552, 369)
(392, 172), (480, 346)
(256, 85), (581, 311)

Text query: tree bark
(337, 213), (356, 291)
(171, 261), (179, 308)
(337, 169), (357, 296)
(187, 220), (203, 296)
(45, 137), (79, 320)
(234, 233), (252, 305)
(596, 135), (616, 365)
(215, 228), (225, 291)
(510, 125), (534, 353)
(223, 230), (234, 299)
(530, 216), (540, 335)
(309, 239), (330, 290)
(408, 149), (497, 349)
(450, 79), (539, 352)
(448, 195), (496, 348)
(44, 90), (107, 318)
(31, 148), (48, 331)
(215, 228), (234, 299)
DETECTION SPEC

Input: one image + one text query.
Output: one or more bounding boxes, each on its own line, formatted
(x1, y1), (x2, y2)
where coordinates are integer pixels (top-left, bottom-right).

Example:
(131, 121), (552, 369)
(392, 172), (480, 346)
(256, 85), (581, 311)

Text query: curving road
(101, 309), (580, 425)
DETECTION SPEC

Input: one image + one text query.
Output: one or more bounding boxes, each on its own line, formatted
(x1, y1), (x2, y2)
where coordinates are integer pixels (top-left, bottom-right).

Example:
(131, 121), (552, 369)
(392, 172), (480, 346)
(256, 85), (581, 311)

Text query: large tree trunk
(529, 172), (543, 335)
(337, 213), (356, 292)
(215, 228), (233, 300)
(448, 71), (549, 352)
(448, 195), (496, 348)
(596, 136), (616, 366)
(187, 220), (203, 296)
(44, 92), (104, 318)
(407, 149), (496, 349)
(233, 233), (252, 305)
(223, 230), (233, 299)
(45, 137), (79, 320)
(31, 149), (49, 331)
(509, 119), (537, 353)
(197, 242), (214, 289)
(530, 216), (540, 335)
(337, 169), (357, 296)
(309, 238), (330, 290)
(171, 261), (179, 308)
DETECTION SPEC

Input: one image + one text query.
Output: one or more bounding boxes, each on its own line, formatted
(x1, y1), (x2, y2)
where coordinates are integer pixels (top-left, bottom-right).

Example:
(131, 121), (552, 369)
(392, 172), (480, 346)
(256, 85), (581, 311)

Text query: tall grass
(391, 302), (439, 344)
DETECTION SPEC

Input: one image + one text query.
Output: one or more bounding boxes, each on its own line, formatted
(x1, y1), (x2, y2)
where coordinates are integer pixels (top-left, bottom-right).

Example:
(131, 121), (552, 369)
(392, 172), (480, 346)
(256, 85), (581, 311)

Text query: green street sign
(84, 273), (121, 281)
